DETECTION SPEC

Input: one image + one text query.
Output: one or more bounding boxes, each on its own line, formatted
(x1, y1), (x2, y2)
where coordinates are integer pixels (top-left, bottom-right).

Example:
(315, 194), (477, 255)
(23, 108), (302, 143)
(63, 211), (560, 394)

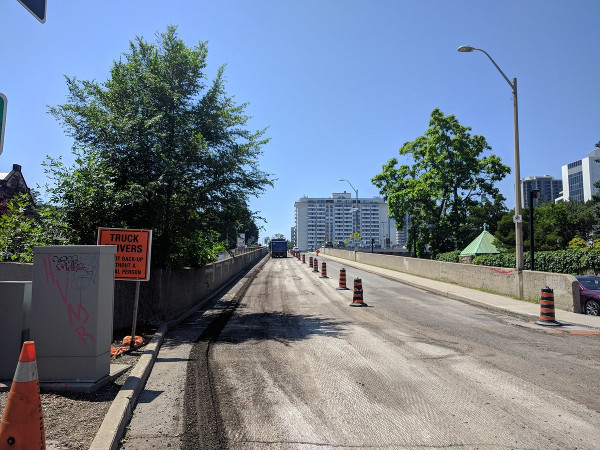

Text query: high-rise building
(294, 192), (392, 251)
(520, 175), (562, 208)
(558, 148), (600, 203)
(290, 226), (297, 245)
(394, 213), (411, 250)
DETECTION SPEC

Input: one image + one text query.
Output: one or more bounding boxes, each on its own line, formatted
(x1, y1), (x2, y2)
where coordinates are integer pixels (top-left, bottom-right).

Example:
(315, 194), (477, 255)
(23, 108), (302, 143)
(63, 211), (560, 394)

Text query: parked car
(575, 276), (600, 315)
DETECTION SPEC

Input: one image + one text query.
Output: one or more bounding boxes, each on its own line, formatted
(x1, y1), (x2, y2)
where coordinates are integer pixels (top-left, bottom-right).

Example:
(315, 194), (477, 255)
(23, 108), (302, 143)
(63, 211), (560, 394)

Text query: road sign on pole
(17, 0), (46, 23)
(98, 227), (152, 350)
(97, 227), (152, 281)
(0, 93), (6, 155)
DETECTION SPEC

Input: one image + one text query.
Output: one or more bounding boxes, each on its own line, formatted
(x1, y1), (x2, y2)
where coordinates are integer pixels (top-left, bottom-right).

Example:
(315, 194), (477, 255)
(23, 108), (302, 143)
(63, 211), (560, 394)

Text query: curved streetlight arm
(474, 48), (514, 91)
(339, 178), (357, 195)
(458, 46), (514, 91)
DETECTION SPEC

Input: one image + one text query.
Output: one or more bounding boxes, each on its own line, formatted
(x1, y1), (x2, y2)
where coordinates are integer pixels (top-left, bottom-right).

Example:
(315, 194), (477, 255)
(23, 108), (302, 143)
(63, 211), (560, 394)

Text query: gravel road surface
(181, 256), (600, 449)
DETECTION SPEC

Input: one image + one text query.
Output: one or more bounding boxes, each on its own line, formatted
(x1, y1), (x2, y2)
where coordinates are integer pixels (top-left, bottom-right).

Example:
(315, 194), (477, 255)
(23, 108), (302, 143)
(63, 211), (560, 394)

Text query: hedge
(473, 249), (600, 275)
(435, 250), (461, 263)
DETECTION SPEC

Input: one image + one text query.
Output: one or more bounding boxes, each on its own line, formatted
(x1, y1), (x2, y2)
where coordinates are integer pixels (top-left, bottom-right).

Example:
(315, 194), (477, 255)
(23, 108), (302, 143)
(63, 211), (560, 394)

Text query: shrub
(474, 249), (600, 275)
(436, 250), (461, 263)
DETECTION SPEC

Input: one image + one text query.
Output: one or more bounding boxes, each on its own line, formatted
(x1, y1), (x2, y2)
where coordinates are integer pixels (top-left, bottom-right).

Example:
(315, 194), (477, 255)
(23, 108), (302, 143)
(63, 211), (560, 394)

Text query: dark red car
(576, 276), (600, 316)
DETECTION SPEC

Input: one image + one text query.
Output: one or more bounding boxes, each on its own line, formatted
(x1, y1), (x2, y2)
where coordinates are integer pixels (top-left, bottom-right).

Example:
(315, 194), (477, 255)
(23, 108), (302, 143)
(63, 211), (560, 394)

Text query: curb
(89, 253), (269, 450)
(89, 324), (167, 450)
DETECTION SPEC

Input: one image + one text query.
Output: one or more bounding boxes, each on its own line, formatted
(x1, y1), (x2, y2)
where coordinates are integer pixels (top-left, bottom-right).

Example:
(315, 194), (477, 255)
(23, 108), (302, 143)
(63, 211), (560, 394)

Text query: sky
(1, 1), (599, 244)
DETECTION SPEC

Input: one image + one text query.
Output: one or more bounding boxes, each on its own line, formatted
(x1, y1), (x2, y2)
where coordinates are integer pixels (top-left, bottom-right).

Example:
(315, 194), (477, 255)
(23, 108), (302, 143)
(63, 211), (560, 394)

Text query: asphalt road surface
(182, 255), (600, 449)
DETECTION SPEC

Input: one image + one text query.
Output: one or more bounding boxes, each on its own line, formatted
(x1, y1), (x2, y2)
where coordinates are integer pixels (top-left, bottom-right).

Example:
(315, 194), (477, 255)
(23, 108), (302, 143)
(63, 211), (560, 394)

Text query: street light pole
(458, 45), (524, 278)
(339, 178), (359, 245)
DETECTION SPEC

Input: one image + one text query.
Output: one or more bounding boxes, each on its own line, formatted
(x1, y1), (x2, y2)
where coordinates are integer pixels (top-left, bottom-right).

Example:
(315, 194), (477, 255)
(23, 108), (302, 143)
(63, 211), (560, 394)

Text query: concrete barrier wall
(0, 281), (32, 380)
(325, 249), (580, 312)
(113, 247), (268, 331)
(0, 248), (268, 333)
(0, 262), (33, 281)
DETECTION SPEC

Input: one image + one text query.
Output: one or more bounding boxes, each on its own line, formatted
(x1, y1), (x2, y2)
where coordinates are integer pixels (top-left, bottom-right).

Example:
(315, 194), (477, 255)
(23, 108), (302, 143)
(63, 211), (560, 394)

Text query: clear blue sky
(1, 1), (599, 244)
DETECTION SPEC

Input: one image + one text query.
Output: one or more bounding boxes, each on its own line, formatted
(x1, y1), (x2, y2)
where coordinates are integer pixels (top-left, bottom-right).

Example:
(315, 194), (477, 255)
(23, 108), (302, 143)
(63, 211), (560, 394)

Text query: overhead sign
(97, 228), (152, 281)
(17, 0), (46, 23)
(0, 93), (6, 155)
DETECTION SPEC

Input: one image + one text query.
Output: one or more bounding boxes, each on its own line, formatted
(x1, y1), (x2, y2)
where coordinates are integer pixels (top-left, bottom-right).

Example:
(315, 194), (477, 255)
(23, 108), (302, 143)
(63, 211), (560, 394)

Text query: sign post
(97, 228), (152, 349)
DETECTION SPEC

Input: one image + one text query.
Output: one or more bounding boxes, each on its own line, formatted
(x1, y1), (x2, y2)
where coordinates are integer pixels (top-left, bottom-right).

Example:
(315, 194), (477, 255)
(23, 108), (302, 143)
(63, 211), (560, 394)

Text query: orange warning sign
(97, 228), (152, 281)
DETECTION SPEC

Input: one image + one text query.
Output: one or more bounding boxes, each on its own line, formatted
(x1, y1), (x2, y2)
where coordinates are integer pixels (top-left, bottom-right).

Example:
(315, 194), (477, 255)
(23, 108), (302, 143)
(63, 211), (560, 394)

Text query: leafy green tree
(372, 108), (510, 257)
(45, 26), (273, 268)
(463, 193), (507, 245)
(493, 208), (519, 252)
(220, 204), (261, 248)
(0, 193), (68, 262)
(495, 200), (595, 251)
(535, 201), (595, 250)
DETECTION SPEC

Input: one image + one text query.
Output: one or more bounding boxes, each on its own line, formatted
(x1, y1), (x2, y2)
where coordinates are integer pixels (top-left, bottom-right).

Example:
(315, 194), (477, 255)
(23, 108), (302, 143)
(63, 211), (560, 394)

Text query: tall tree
(372, 108), (509, 256)
(45, 26), (273, 267)
(463, 193), (507, 243)
(0, 193), (67, 262)
(494, 200), (595, 251)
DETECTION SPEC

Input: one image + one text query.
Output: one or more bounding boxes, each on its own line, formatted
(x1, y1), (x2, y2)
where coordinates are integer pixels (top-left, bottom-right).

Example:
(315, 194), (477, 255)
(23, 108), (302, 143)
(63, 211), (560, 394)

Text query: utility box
(0, 281), (32, 380)
(30, 245), (116, 382)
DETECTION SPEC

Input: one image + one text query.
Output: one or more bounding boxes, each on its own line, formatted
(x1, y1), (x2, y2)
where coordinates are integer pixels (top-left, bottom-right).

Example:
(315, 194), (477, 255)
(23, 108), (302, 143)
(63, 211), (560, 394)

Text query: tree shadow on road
(216, 310), (350, 345)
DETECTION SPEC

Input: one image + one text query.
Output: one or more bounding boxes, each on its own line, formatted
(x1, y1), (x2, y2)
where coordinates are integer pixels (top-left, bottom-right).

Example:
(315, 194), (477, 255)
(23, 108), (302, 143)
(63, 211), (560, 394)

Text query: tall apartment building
(294, 192), (393, 251)
(290, 226), (297, 244)
(520, 175), (562, 208)
(558, 148), (600, 203)
(394, 213), (410, 250)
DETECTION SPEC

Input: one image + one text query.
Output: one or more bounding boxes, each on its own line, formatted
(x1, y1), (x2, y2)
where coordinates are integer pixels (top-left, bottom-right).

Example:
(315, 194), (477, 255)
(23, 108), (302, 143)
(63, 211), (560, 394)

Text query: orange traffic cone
(320, 262), (329, 278)
(0, 341), (45, 449)
(537, 287), (561, 326)
(350, 278), (368, 307)
(337, 268), (349, 290)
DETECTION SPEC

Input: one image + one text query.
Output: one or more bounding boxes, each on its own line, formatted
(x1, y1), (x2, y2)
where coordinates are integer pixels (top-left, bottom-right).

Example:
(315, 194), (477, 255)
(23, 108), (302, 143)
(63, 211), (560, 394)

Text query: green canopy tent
(459, 224), (499, 261)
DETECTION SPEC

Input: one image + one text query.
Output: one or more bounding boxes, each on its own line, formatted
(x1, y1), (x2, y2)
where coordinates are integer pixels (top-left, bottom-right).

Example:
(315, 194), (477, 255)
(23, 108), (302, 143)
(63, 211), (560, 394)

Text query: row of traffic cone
(296, 253), (560, 319)
(300, 254), (367, 307)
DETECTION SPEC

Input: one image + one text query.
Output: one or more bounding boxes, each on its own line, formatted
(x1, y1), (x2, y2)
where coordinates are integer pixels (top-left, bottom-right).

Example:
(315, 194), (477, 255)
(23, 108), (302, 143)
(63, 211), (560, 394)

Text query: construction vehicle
(270, 238), (288, 258)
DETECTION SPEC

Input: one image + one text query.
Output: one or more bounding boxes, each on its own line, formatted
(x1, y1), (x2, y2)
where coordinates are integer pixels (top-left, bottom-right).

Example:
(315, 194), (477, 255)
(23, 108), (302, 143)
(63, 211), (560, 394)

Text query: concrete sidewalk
(90, 253), (600, 449)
